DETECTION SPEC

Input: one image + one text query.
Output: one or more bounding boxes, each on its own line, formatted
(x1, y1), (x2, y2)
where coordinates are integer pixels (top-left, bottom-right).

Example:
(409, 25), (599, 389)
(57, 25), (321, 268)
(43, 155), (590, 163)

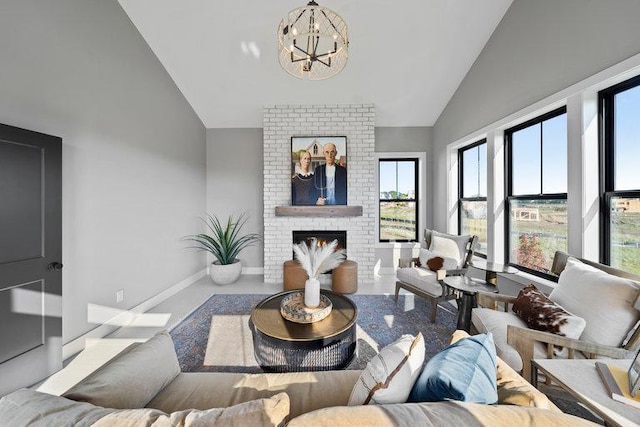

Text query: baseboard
(62, 268), (207, 360)
(242, 266), (264, 275)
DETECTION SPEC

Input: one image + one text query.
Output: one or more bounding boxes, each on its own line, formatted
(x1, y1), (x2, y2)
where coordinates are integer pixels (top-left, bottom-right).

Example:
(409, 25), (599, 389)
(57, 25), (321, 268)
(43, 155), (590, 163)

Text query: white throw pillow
(429, 236), (463, 267)
(550, 257), (640, 347)
(418, 249), (458, 271)
(348, 333), (425, 405)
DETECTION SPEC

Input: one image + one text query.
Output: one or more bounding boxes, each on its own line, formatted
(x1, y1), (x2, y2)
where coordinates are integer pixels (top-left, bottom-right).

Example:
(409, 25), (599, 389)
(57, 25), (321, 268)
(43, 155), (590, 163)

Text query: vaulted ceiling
(118, 0), (512, 128)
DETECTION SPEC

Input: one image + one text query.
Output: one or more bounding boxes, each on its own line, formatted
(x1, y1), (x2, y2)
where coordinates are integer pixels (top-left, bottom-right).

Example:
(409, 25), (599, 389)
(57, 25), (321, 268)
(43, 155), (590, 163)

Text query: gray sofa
(0, 330), (597, 426)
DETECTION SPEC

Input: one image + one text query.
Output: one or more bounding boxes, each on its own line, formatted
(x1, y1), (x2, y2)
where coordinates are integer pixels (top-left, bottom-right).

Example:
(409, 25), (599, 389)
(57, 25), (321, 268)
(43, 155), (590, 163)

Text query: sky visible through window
(380, 161), (415, 196)
(512, 114), (567, 195)
(462, 144), (487, 197)
(615, 85), (640, 190)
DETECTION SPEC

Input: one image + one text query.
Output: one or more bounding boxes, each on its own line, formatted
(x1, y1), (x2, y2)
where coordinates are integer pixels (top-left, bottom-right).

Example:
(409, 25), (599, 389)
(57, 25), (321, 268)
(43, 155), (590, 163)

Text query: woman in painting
(292, 150), (316, 205)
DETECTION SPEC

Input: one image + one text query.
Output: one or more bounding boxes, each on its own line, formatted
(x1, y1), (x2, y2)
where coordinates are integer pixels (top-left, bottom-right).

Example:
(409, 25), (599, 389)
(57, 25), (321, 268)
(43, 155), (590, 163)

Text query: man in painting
(313, 142), (347, 205)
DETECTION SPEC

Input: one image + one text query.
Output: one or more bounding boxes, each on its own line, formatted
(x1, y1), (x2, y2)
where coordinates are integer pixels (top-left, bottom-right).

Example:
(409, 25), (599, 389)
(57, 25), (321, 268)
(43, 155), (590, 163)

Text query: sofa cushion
(94, 392), (290, 427)
(349, 333), (425, 405)
(0, 388), (289, 427)
(550, 257), (640, 347)
(63, 330), (180, 409)
(287, 401), (595, 427)
(0, 388), (117, 426)
(408, 333), (498, 404)
(429, 231), (471, 268)
(148, 370), (361, 420)
(513, 284), (586, 352)
(471, 308), (546, 372)
(396, 267), (442, 296)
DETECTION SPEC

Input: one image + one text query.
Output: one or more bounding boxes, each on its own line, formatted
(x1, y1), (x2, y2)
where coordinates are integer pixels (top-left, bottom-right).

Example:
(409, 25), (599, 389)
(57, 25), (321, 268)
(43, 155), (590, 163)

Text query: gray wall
(0, 0), (207, 343)
(206, 127), (432, 270)
(375, 127), (432, 153)
(206, 128), (264, 267)
(433, 0), (640, 230)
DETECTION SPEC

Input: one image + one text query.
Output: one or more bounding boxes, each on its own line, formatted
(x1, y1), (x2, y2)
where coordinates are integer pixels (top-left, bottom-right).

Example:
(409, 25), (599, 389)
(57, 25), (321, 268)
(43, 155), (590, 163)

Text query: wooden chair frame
(476, 251), (640, 385)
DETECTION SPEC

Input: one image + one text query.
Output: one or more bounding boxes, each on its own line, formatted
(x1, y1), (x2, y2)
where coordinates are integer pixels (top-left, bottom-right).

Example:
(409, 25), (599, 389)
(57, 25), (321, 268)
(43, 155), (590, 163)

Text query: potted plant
(184, 213), (260, 285)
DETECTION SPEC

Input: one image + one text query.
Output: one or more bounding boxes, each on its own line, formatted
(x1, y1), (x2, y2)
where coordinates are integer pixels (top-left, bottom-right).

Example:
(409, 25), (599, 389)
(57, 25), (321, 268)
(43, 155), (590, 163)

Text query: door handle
(48, 262), (63, 271)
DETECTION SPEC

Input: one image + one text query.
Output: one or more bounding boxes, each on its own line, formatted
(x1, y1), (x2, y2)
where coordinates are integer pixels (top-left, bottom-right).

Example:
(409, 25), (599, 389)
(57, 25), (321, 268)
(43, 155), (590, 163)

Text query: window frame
(504, 106), (568, 280)
(599, 74), (640, 267)
(458, 139), (487, 258)
(378, 157), (419, 243)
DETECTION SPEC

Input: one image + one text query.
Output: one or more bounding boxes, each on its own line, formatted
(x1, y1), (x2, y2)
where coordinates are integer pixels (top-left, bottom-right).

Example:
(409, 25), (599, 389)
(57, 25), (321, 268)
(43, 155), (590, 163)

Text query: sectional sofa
(0, 330), (597, 426)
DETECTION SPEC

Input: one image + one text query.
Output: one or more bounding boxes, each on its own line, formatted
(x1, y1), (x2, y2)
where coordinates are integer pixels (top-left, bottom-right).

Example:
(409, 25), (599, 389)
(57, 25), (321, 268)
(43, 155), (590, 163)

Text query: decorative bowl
(280, 291), (333, 324)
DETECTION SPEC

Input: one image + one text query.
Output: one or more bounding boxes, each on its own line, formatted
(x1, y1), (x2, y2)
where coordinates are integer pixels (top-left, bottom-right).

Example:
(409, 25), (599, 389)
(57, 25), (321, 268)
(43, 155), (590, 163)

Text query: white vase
(304, 277), (320, 308)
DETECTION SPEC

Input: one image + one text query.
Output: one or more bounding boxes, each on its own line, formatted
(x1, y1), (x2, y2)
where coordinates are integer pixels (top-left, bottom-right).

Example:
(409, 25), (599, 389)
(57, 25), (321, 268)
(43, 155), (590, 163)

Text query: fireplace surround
(263, 104), (376, 285)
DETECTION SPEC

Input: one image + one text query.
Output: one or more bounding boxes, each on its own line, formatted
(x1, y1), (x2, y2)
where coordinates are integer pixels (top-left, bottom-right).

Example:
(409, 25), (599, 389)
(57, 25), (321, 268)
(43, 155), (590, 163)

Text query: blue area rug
(170, 293), (458, 373)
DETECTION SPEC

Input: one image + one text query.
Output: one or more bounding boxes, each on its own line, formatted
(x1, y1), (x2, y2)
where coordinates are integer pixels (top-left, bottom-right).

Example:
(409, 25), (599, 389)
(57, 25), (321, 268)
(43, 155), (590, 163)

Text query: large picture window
(600, 75), (640, 274)
(505, 107), (568, 276)
(379, 159), (418, 242)
(459, 140), (487, 256)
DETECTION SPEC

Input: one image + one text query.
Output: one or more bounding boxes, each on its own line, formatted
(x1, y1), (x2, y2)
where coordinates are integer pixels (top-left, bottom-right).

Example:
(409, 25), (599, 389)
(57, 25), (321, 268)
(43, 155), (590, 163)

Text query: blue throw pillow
(407, 333), (498, 404)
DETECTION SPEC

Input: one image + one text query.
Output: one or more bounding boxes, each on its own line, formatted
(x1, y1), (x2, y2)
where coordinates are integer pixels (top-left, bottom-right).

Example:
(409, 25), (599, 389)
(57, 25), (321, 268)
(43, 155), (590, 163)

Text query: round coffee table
(249, 289), (357, 372)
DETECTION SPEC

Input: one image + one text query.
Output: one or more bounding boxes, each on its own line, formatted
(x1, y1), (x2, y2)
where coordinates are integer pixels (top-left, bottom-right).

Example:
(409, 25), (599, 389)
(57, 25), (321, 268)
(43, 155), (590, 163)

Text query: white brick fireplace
(263, 104), (376, 285)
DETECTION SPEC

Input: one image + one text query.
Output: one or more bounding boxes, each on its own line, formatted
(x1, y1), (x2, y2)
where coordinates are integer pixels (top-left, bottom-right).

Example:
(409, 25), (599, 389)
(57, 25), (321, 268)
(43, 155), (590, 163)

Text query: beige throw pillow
(93, 393), (291, 427)
(550, 257), (640, 347)
(63, 330), (180, 409)
(429, 232), (472, 268)
(348, 333), (425, 405)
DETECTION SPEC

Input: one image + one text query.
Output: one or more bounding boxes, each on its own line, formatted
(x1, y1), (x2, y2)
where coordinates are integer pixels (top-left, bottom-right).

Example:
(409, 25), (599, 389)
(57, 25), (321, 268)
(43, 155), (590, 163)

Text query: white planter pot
(209, 260), (242, 285)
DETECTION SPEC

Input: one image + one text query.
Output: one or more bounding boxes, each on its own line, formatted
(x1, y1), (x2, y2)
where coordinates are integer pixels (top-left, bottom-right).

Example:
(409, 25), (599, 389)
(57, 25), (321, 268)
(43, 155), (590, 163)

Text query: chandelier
(277, 1), (349, 80)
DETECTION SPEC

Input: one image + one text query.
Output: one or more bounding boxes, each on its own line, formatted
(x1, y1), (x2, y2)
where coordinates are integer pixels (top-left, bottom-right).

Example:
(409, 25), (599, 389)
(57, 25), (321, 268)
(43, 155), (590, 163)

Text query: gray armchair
(472, 251), (640, 385)
(395, 229), (478, 323)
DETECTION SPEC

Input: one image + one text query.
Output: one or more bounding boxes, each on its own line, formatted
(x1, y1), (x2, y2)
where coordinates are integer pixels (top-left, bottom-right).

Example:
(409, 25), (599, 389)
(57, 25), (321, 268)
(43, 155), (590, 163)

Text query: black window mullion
(379, 158), (418, 243)
(599, 75), (640, 270)
(505, 107), (567, 276)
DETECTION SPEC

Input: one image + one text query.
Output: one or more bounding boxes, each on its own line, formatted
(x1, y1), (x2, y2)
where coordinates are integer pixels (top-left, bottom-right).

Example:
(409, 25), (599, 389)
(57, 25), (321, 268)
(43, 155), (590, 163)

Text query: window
(505, 107), (568, 276)
(600, 75), (640, 274)
(379, 159), (418, 242)
(459, 140), (487, 256)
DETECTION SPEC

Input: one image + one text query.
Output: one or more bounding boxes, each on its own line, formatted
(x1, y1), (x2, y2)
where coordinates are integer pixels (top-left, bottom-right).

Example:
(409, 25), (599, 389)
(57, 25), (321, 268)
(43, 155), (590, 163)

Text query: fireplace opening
(292, 230), (347, 259)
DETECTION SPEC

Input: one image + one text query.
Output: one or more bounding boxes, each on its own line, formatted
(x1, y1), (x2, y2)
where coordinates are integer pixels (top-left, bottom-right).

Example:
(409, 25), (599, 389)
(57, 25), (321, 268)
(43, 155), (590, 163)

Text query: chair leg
(430, 299), (438, 323)
(394, 283), (400, 303)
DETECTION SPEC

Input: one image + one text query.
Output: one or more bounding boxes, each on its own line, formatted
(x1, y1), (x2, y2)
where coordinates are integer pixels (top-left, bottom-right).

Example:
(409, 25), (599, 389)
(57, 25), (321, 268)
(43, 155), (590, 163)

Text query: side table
(442, 275), (498, 332)
(532, 359), (640, 427)
(249, 289), (358, 372)
(470, 259), (518, 286)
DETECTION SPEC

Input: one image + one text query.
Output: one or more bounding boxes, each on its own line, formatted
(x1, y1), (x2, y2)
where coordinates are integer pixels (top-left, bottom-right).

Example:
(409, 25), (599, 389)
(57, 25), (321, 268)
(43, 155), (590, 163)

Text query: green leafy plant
(184, 213), (260, 265)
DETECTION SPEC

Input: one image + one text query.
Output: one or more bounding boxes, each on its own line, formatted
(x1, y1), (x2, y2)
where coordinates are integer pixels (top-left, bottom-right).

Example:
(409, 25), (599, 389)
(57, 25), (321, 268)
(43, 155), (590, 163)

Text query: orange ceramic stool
(332, 260), (358, 294)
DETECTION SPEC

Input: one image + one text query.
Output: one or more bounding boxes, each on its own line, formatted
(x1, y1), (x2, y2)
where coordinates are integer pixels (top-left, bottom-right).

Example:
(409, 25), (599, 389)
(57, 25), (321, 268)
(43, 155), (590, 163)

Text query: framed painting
(291, 136), (347, 206)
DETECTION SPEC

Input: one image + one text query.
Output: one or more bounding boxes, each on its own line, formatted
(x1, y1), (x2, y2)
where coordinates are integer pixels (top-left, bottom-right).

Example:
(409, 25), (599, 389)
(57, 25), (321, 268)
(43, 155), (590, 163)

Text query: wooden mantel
(275, 206), (363, 217)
